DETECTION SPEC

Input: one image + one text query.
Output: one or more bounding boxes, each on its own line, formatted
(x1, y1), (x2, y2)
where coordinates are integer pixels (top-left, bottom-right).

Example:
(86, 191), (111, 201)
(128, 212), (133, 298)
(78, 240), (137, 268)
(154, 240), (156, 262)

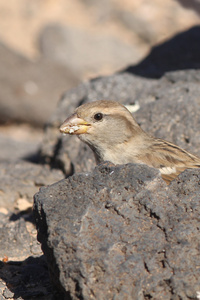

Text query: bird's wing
(159, 165), (200, 184)
(140, 139), (200, 184)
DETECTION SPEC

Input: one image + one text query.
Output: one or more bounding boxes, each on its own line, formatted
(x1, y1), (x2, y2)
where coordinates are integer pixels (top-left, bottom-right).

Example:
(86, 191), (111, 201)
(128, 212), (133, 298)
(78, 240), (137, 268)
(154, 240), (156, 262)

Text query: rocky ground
(34, 163), (200, 299)
(0, 1), (200, 299)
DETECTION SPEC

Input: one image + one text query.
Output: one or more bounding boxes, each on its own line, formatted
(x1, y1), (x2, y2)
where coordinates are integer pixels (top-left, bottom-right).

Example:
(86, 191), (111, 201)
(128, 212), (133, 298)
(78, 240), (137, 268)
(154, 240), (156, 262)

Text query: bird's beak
(59, 114), (91, 135)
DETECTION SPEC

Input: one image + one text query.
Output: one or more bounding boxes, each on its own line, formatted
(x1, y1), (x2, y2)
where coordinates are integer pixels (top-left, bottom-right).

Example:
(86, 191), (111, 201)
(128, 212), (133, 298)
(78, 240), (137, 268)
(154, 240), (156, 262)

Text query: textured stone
(34, 163), (200, 299)
(0, 211), (54, 299)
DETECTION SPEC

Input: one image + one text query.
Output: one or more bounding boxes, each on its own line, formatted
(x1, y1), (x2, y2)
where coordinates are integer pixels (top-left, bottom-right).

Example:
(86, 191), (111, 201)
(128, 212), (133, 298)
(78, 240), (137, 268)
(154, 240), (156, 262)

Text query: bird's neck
(88, 131), (152, 165)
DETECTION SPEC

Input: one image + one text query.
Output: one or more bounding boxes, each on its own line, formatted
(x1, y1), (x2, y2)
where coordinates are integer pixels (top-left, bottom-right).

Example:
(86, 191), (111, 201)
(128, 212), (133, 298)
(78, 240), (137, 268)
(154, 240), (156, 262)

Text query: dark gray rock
(0, 208), (55, 299)
(0, 210), (52, 299)
(40, 69), (200, 175)
(34, 162), (200, 299)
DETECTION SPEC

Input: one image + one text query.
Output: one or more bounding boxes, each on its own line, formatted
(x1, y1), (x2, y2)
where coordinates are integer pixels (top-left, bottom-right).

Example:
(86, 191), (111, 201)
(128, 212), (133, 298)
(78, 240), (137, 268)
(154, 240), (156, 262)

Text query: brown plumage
(60, 100), (200, 184)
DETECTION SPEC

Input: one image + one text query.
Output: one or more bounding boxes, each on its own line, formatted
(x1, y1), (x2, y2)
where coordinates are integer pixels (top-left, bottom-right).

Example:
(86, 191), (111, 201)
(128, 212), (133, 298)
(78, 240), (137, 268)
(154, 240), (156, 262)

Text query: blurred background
(0, 0), (200, 162)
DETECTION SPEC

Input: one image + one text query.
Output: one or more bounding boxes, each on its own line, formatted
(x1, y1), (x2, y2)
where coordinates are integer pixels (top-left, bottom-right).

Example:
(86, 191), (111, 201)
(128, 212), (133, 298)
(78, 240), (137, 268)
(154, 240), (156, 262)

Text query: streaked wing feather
(160, 165), (200, 184)
(148, 139), (200, 184)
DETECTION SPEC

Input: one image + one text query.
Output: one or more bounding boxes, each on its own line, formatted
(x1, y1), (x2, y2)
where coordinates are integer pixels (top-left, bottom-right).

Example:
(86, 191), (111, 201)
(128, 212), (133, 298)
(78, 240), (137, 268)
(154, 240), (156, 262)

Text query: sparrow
(60, 100), (200, 184)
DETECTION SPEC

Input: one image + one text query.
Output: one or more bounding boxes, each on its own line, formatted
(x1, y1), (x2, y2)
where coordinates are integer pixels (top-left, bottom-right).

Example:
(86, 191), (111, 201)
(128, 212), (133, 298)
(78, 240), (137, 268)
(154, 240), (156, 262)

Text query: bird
(59, 100), (200, 184)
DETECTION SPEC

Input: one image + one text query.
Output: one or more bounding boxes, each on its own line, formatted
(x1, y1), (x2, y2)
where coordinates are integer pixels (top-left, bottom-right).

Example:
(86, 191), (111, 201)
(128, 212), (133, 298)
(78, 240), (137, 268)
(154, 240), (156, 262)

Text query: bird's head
(60, 100), (144, 161)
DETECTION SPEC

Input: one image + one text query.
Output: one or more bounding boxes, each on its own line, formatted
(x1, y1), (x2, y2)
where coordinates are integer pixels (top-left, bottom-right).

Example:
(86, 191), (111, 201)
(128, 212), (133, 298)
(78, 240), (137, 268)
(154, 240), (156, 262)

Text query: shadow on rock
(0, 256), (54, 299)
(22, 150), (41, 164)
(9, 210), (34, 222)
(124, 26), (200, 78)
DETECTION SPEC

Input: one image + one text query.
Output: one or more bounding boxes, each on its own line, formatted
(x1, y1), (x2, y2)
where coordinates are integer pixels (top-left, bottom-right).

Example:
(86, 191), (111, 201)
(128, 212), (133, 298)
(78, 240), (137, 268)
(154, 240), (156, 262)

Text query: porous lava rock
(34, 162), (200, 300)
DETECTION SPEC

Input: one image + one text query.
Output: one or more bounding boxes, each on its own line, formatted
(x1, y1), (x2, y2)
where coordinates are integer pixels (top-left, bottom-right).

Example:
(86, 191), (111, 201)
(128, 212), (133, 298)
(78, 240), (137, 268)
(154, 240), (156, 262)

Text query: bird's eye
(94, 113), (103, 121)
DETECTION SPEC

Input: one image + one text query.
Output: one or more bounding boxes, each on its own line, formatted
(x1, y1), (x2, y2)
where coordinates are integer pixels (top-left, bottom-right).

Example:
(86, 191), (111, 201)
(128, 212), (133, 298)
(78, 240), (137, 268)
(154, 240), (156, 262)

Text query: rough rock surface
(0, 211), (51, 300)
(0, 161), (63, 299)
(34, 162), (200, 300)
(0, 211), (52, 299)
